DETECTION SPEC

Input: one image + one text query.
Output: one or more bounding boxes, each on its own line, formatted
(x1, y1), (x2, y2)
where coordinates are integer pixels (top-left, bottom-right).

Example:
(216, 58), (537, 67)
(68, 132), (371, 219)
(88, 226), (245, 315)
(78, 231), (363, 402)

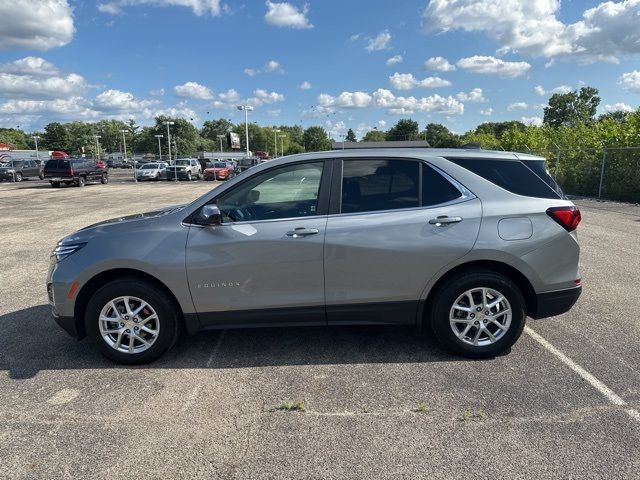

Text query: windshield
(141, 164), (157, 169)
(213, 162), (227, 168)
(175, 160), (190, 166)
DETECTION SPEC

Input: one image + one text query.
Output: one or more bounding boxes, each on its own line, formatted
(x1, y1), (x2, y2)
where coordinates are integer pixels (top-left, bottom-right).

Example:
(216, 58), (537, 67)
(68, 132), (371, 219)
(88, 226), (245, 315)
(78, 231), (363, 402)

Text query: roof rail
(331, 140), (431, 150)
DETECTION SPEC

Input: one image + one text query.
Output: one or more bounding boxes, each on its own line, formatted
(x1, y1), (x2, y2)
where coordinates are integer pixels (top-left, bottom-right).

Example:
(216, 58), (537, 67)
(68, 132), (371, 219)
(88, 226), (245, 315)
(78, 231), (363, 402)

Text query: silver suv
(48, 149), (582, 364)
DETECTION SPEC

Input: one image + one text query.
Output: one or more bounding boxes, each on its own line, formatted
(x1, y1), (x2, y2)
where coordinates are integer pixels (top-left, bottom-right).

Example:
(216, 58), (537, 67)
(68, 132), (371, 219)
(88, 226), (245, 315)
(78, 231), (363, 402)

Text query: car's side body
(48, 149), (581, 347)
(0, 160), (43, 181)
(166, 158), (202, 180)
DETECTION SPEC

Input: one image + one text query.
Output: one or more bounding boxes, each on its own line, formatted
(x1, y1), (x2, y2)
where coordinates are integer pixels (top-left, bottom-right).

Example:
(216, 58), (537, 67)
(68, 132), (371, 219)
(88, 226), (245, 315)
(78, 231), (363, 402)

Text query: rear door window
(341, 159), (419, 214)
(447, 158), (561, 199)
(422, 164), (463, 206)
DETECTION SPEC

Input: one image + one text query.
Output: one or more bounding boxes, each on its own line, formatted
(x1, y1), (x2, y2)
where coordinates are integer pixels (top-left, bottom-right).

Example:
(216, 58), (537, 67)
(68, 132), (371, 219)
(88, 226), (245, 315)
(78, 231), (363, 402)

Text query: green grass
(414, 403), (430, 414)
(274, 400), (306, 412)
(461, 409), (486, 422)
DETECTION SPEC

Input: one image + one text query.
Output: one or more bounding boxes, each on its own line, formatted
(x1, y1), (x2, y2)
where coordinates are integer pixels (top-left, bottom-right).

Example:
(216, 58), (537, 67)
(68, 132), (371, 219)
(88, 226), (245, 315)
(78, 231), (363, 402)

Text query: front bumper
(166, 170), (191, 179)
(0, 172), (17, 180)
(533, 285), (582, 319)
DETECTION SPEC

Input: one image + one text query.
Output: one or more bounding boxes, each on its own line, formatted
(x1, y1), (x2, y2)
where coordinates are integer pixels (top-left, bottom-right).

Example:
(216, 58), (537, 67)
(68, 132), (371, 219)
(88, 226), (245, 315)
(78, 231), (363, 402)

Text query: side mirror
(198, 204), (222, 226)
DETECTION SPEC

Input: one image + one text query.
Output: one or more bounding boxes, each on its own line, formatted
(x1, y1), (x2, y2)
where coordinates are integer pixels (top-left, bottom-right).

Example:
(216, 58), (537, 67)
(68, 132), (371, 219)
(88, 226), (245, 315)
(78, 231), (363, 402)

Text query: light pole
(164, 121), (174, 164)
(94, 135), (102, 161)
(279, 134), (286, 158)
(32, 135), (40, 164)
(122, 129), (135, 182)
(154, 134), (163, 160)
(273, 128), (281, 158)
(217, 134), (225, 153)
(237, 105), (254, 157)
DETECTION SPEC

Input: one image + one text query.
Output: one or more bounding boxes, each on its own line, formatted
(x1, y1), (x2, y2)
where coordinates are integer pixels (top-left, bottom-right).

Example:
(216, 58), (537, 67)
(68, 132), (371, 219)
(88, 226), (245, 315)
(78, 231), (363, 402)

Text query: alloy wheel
(449, 287), (512, 346)
(98, 296), (160, 354)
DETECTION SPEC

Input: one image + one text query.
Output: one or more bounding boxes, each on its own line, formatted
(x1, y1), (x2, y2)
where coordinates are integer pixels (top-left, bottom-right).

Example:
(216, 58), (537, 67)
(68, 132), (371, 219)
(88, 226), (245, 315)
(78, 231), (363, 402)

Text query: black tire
(76, 176), (86, 187)
(428, 270), (526, 359)
(85, 279), (180, 364)
(51, 181), (60, 188)
(13, 172), (23, 182)
(100, 173), (108, 184)
(186, 171), (192, 181)
(39, 172), (45, 180)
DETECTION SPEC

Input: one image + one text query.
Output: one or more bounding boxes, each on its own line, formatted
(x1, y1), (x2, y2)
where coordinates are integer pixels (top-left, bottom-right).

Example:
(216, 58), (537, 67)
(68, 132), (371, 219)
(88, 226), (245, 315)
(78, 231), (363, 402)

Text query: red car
(96, 160), (107, 169)
(204, 162), (235, 181)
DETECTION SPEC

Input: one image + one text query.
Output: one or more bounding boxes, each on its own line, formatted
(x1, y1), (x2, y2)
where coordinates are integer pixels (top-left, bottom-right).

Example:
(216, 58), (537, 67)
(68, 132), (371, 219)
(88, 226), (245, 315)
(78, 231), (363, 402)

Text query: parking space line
(525, 326), (640, 424)
(181, 331), (226, 412)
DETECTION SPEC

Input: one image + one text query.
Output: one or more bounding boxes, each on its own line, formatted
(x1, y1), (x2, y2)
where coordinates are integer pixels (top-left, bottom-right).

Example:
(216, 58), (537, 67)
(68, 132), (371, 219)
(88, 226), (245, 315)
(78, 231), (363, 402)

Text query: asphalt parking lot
(1, 171), (639, 479)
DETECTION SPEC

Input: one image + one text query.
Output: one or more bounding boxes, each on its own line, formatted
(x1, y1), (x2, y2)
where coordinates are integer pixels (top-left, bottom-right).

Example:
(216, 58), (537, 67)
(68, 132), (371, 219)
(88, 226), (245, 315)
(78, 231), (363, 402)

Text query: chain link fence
(525, 146), (640, 203)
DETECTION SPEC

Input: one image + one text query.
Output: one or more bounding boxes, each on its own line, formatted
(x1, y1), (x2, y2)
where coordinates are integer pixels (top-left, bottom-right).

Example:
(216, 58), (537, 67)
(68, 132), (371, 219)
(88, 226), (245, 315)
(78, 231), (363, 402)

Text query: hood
(59, 204), (187, 244)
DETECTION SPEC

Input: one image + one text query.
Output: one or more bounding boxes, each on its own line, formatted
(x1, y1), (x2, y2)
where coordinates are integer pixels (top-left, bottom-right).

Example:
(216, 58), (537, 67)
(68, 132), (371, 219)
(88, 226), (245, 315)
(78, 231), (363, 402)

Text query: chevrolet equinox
(48, 149), (582, 364)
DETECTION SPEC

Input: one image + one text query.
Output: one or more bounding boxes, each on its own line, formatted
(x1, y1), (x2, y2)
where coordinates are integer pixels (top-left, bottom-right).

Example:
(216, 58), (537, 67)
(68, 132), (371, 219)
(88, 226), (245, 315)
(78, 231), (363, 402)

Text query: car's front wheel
(13, 172), (23, 182)
(100, 173), (108, 184)
(429, 271), (526, 359)
(85, 279), (180, 364)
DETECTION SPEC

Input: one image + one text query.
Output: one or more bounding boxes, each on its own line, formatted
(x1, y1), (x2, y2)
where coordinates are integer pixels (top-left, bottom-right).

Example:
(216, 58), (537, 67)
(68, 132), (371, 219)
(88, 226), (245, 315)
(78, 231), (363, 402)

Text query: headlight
(51, 242), (86, 262)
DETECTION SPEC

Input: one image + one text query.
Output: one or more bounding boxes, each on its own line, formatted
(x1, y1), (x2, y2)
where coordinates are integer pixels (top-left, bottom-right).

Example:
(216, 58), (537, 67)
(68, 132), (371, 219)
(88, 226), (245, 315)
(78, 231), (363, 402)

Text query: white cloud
(244, 60), (284, 76)
(508, 102), (528, 111)
(0, 72), (87, 99)
(248, 89), (285, 107)
(96, 0), (222, 16)
(326, 120), (347, 138)
(264, 1), (313, 29)
(424, 56), (456, 72)
(0, 56), (59, 76)
(267, 109), (281, 117)
(318, 91), (373, 109)
(218, 89), (240, 103)
(366, 29), (392, 52)
(479, 107), (493, 116)
(94, 89), (157, 111)
(423, 0), (640, 63)
(97, 2), (123, 15)
(0, 1), (74, 51)
(521, 116), (543, 127)
(456, 88), (485, 102)
(619, 71), (640, 93)
(350, 33), (361, 41)
(456, 56), (530, 78)
(372, 88), (464, 115)
(604, 103), (633, 113)
(173, 81), (214, 100)
(299, 81), (312, 89)
(389, 72), (451, 90)
(386, 55), (403, 66)
(149, 88), (165, 96)
(377, 120), (387, 128)
(534, 84), (572, 96)
(146, 103), (199, 122)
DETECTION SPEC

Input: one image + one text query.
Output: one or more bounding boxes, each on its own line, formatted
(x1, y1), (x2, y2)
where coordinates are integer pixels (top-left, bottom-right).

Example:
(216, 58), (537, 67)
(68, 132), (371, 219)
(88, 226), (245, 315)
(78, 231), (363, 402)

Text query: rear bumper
(533, 285), (582, 319)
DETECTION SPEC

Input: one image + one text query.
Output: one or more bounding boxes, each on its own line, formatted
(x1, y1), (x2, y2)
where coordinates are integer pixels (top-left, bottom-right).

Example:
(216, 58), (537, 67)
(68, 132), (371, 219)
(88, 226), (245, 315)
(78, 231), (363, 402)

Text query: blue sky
(1, 0), (640, 137)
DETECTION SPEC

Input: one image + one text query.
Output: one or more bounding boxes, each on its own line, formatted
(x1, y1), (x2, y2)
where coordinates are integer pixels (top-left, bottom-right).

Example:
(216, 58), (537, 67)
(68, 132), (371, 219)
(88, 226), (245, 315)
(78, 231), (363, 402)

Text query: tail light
(546, 206), (581, 232)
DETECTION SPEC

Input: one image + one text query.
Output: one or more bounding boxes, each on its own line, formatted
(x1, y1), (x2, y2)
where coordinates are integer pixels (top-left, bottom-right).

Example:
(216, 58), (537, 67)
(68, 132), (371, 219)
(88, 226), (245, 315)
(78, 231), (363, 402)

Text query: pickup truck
(43, 158), (108, 187)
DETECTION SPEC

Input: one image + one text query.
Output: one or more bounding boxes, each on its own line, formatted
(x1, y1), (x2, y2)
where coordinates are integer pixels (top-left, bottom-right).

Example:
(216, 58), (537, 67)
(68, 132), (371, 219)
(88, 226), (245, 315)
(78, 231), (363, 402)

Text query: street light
(279, 134), (286, 157)
(93, 135), (102, 160)
(217, 134), (225, 153)
(273, 128), (281, 158)
(122, 129), (135, 183)
(32, 135), (40, 164)
(154, 134), (163, 160)
(237, 105), (254, 158)
(164, 121), (174, 164)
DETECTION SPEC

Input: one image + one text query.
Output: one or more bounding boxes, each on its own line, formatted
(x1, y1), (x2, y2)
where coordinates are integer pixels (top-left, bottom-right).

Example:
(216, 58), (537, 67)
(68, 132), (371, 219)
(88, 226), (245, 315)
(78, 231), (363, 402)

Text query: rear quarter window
(446, 158), (561, 199)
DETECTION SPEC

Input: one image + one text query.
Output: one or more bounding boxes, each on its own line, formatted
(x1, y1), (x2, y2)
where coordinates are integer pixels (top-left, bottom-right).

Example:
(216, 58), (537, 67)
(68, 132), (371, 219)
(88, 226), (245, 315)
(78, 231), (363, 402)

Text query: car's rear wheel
(429, 271), (525, 358)
(85, 279), (180, 364)
(76, 176), (85, 187)
(39, 172), (45, 180)
(100, 173), (108, 184)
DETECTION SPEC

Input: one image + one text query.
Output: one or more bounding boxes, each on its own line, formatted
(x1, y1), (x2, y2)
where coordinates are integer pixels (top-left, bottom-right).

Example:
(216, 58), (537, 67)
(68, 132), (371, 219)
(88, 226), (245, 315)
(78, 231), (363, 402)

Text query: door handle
(286, 228), (319, 238)
(429, 216), (462, 226)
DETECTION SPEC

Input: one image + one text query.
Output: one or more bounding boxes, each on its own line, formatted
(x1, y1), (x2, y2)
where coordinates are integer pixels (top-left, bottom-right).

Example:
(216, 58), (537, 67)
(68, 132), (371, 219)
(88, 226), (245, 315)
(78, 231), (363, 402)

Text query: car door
(324, 157), (482, 325)
(23, 160), (37, 177)
(186, 160), (331, 327)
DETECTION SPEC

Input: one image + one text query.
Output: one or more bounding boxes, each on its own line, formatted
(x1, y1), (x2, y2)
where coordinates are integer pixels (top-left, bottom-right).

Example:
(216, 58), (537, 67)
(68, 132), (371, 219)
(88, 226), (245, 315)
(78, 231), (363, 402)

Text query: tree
(345, 128), (357, 142)
(543, 86), (600, 127)
(0, 128), (30, 149)
(598, 110), (630, 124)
(303, 126), (331, 152)
(201, 118), (233, 144)
(42, 122), (70, 151)
(232, 122), (269, 153)
(475, 121), (525, 139)
(362, 129), (386, 142)
(423, 123), (460, 148)
(386, 119), (419, 141)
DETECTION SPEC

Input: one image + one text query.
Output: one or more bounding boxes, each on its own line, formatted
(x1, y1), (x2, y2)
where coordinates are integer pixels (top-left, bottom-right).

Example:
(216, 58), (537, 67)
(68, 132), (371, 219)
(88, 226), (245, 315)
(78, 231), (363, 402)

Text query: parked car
(204, 162), (235, 181)
(0, 160), (44, 182)
(166, 158), (202, 180)
(237, 157), (260, 172)
(136, 162), (168, 181)
(43, 158), (108, 187)
(48, 148), (582, 364)
(96, 160), (107, 169)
